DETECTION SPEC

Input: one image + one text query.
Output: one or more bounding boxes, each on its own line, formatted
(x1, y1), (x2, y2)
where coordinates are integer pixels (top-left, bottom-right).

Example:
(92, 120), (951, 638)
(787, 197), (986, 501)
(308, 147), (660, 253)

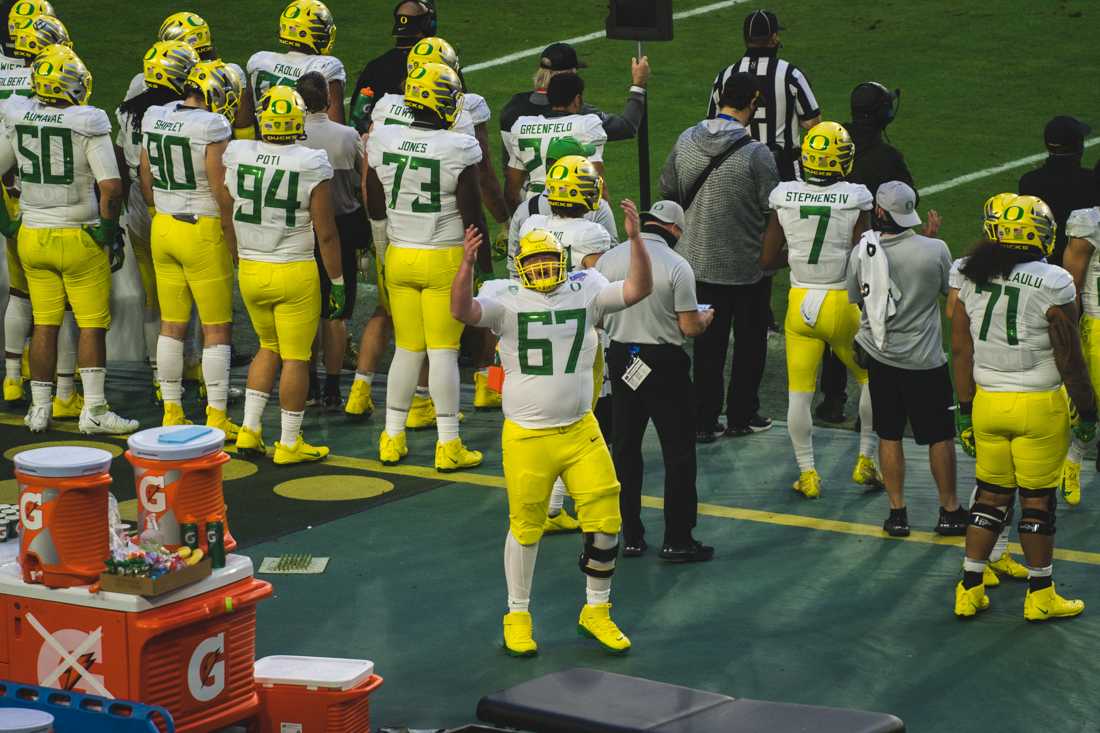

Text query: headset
(851, 81), (901, 129)
(392, 0), (437, 37)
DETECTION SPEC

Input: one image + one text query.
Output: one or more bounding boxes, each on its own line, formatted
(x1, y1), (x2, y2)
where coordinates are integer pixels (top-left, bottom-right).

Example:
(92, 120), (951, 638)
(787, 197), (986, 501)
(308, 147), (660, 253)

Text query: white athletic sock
(143, 309), (160, 367)
(415, 385), (430, 399)
(1068, 436), (1086, 464)
(56, 374), (74, 401)
(385, 347), (424, 436)
(548, 478), (567, 517)
(584, 532), (617, 606)
(157, 335), (184, 404)
(4, 356), (19, 382)
(242, 389), (269, 432)
(56, 312), (77, 380)
(858, 383), (876, 456)
(428, 348), (460, 442)
(787, 391), (815, 472)
(1027, 563), (1053, 578)
(4, 295), (31, 361)
(30, 380), (51, 407)
(963, 557), (988, 573)
(280, 408), (304, 446)
(505, 532), (539, 613)
(79, 367), (106, 408)
(354, 371), (374, 386)
(202, 344), (232, 411)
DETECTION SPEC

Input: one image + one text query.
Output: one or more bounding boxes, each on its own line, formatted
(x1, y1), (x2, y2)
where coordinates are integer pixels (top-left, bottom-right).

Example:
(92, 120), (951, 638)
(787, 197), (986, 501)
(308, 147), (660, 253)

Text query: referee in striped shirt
(706, 9), (820, 181)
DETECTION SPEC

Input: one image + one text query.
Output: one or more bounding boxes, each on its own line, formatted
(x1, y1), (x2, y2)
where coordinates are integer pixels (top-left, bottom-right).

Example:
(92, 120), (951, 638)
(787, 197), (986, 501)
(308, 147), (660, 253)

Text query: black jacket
(349, 47), (411, 133)
(1019, 156), (1100, 265)
(845, 122), (915, 200)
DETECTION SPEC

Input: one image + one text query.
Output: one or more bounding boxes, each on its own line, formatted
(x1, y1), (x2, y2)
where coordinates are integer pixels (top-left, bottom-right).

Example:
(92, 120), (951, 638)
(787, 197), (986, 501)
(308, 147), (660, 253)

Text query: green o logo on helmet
(13, 2), (35, 17)
(283, 5), (302, 19)
(145, 46), (158, 60)
(271, 98), (293, 114)
(186, 14), (202, 27)
(548, 163), (569, 180)
(409, 66), (428, 79)
(1003, 205), (1025, 222)
(414, 41), (433, 55)
(808, 134), (830, 151)
(35, 60), (51, 75)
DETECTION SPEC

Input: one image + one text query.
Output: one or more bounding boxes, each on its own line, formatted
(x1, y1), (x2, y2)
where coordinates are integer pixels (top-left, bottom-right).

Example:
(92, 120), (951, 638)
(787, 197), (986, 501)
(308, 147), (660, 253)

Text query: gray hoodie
(659, 118), (779, 286)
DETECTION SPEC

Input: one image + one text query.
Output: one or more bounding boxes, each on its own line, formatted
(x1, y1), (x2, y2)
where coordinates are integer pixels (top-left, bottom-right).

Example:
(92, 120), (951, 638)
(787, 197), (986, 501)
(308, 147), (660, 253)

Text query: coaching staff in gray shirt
(846, 181), (967, 539)
(597, 201), (715, 563)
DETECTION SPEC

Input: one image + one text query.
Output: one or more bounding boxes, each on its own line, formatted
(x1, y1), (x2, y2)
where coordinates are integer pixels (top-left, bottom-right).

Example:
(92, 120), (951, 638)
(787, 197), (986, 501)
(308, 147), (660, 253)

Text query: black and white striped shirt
(706, 47), (819, 151)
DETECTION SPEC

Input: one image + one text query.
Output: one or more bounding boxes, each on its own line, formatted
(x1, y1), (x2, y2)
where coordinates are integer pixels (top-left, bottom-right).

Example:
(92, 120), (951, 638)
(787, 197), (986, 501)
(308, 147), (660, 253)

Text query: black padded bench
(477, 668), (904, 733)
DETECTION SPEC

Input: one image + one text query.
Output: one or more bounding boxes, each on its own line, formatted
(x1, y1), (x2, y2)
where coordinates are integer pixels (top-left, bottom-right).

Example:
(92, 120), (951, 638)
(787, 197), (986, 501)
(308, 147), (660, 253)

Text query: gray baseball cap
(643, 200), (686, 232)
(876, 181), (921, 228)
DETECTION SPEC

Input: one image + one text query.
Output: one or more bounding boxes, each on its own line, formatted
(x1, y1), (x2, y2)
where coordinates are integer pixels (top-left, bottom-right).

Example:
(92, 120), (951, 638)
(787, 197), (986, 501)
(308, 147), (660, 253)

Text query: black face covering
(642, 222), (679, 248)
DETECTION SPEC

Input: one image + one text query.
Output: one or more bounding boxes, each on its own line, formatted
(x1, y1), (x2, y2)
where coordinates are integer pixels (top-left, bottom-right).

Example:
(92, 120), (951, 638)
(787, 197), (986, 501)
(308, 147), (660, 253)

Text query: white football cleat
(79, 404), (139, 435)
(24, 403), (50, 433)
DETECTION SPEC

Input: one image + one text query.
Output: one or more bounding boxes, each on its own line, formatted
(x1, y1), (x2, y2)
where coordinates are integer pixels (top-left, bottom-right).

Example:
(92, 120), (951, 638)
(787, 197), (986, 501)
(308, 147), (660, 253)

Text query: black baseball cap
(1045, 115), (1090, 155)
(540, 42), (587, 71)
(743, 9), (783, 42)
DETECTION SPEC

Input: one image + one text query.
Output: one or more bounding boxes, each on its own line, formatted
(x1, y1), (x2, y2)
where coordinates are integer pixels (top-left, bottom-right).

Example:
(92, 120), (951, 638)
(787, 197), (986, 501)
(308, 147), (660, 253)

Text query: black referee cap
(1045, 115), (1090, 155)
(743, 9), (782, 42)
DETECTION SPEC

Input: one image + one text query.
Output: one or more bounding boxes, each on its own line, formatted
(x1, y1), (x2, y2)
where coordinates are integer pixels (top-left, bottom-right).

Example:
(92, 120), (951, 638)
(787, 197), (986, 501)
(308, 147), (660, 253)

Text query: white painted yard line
(462, 0), (751, 73)
(920, 137), (1100, 197)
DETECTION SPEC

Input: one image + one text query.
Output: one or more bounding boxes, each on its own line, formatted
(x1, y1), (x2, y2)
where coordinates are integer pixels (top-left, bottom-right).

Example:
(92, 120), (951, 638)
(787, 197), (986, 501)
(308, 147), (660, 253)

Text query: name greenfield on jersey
(517, 121), (577, 136)
(783, 190), (853, 204)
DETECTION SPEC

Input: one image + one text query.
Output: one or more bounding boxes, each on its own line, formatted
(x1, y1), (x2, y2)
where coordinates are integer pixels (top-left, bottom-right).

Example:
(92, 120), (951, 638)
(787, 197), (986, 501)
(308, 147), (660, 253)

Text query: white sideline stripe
(920, 137), (1100, 197)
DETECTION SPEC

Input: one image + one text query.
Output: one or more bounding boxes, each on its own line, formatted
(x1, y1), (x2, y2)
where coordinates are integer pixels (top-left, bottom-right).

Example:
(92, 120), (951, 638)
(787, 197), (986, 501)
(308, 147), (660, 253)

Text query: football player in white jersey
(222, 86), (344, 464)
(760, 121), (882, 499)
(247, 0), (345, 124)
(502, 73), (607, 211)
(366, 62), (485, 470)
(140, 58), (240, 438)
(451, 199), (652, 657)
(0, 45), (138, 434)
(952, 194), (1093, 622)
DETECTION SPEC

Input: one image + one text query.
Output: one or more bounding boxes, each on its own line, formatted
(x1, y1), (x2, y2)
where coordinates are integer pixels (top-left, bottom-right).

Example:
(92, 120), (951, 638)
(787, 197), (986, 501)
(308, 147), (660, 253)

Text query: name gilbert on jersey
(784, 191), (852, 204)
(517, 121), (575, 135)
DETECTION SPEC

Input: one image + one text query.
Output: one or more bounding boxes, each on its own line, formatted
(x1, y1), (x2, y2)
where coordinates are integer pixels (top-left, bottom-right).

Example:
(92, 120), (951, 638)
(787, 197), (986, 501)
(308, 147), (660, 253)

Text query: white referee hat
(643, 200), (686, 232)
(876, 181), (921, 228)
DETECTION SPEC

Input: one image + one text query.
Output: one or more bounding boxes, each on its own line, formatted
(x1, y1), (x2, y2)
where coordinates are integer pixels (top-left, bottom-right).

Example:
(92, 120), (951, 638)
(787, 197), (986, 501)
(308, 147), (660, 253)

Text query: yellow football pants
(1079, 314), (1100, 403)
(239, 259), (320, 362)
(151, 213), (233, 325)
(385, 243), (464, 351)
(973, 387), (1068, 490)
(503, 411), (621, 545)
(785, 287), (867, 392)
(17, 227), (110, 328)
(129, 225), (156, 309)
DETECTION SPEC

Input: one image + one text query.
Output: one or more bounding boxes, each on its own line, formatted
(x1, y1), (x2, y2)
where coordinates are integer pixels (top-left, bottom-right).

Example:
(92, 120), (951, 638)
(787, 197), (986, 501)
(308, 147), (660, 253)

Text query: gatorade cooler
(254, 656), (382, 733)
(126, 426), (236, 552)
(15, 446), (113, 589)
(0, 709), (54, 732)
(0, 554), (271, 733)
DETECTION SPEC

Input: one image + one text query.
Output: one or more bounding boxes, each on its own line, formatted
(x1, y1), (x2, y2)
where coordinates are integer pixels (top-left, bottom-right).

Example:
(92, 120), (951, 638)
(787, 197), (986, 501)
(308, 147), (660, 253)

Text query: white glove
(370, 218), (388, 265)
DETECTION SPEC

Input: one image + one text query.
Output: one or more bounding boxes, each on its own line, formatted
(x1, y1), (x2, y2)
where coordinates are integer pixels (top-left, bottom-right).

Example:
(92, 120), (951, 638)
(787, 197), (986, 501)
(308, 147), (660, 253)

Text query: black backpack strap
(528, 195), (541, 216)
(681, 134), (754, 211)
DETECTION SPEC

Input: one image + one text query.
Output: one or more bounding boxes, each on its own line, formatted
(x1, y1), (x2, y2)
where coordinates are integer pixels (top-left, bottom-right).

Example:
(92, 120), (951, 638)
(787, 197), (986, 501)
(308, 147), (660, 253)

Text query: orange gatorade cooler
(254, 656), (382, 733)
(15, 446), (114, 589)
(126, 426), (236, 552)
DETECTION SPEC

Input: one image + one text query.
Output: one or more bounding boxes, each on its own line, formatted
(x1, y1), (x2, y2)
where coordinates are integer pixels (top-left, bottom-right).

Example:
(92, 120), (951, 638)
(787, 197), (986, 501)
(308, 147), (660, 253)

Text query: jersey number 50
(15, 124), (74, 185)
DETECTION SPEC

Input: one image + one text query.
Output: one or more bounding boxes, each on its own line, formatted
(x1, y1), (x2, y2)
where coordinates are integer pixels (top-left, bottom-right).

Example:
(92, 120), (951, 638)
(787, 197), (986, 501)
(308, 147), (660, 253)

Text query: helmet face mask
(32, 45), (92, 106)
(143, 40), (200, 95)
(258, 85), (307, 143)
(546, 155), (602, 212)
(516, 230), (567, 293)
(186, 60), (241, 125)
(994, 195), (1056, 258)
(801, 121), (855, 185)
(404, 62), (464, 128)
(279, 0), (336, 55)
(159, 12), (214, 59)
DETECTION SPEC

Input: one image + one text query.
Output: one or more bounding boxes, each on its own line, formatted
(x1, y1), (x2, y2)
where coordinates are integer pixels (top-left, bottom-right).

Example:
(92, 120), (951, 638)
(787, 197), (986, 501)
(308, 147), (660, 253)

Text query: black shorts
(867, 356), (955, 445)
(317, 207), (368, 320)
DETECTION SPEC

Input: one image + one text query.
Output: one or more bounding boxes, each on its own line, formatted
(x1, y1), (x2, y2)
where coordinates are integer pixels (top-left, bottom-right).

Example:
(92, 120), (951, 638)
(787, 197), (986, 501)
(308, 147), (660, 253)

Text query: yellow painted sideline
(3, 413), (1098, 565)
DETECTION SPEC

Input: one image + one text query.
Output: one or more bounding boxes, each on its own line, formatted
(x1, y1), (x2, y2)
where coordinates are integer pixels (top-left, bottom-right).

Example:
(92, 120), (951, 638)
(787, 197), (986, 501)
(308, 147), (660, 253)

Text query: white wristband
(330, 276), (344, 286)
(629, 85), (647, 95)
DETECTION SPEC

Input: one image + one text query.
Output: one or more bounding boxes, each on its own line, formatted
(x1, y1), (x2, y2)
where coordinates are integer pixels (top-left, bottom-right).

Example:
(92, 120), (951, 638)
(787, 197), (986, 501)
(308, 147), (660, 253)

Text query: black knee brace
(1018, 489), (1056, 536)
(969, 503), (1008, 534)
(578, 533), (618, 578)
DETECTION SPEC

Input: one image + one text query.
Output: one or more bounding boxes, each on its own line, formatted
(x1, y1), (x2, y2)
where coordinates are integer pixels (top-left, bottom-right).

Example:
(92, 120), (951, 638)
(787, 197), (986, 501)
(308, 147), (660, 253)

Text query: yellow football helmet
(186, 60), (240, 124)
(995, 195), (1056, 257)
(7, 0), (54, 36)
(279, 0), (336, 55)
(143, 40), (199, 94)
(10, 13), (69, 59)
(32, 44), (91, 106)
(982, 192), (1015, 241)
(516, 230), (567, 293)
(158, 11), (214, 59)
(258, 85), (307, 143)
(546, 155), (603, 212)
(801, 121), (855, 184)
(405, 62), (463, 128)
(407, 37), (459, 74)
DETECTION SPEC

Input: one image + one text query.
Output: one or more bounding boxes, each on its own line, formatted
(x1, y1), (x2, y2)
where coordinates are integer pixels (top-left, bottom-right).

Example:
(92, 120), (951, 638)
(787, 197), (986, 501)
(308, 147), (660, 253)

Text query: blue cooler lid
(128, 425), (225, 461)
(0, 708), (55, 732)
(14, 445), (114, 477)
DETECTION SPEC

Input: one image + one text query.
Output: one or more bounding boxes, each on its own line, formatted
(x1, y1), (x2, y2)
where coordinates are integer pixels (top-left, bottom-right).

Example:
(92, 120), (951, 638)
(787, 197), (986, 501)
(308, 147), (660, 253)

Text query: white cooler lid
(254, 656), (375, 691)
(13, 446), (113, 477)
(0, 709), (54, 732)
(128, 425), (225, 461)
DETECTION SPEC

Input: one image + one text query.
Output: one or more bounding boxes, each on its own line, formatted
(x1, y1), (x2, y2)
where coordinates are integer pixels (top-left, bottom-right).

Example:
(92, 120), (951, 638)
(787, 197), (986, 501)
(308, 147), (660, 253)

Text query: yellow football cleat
(543, 510), (581, 534)
(162, 402), (192, 426)
(988, 552), (1029, 579)
(406, 395), (436, 429)
(52, 392), (83, 419)
(852, 454), (885, 489)
(344, 380), (374, 419)
(474, 371), (502, 409)
(435, 437), (482, 472)
(3, 377), (24, 402)
(273, 435), (329, 465)
(1024, 584), (1084, 622)
(792, 469), (821, 499)
(954, 581), (989, 618)
(502, 611), (538, 657)
(236, 425), (266, 457)
(205, 405), (240, 441)
(982, 565), (1000, 588)
(152, 380), (163, 405)
(379, 431), (408, 465)
(1061, 460), (1082, 506)
(577, 603), (631, 654)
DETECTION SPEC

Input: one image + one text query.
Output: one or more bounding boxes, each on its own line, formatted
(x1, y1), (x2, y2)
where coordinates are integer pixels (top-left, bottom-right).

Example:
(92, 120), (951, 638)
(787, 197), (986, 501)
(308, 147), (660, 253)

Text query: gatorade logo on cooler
(20, 491), (43, 531)
(138, 474), (167, 514)
(188, 633), (226, 702)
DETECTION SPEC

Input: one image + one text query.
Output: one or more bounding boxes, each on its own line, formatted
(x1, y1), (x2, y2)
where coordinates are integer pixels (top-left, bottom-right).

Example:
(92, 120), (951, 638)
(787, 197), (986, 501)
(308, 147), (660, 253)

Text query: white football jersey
(0, 96), (118, 228)
(477, 269), (627, 428)
(366, 124), (481, 248)
(247, 50), (345, 106)
(369, 91), (488, 138)
(223, 140), (333, 263)
(515, 214), (611, 277)
(770, 180), (872, 288)
(0, 66), (30, 102)
(1067, 207), (1100, 319)
(954, 258), (1075, 393)
(141, 103), (232, 217)
(0, 51), (22, 72)
(503, 112), (606, 196)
